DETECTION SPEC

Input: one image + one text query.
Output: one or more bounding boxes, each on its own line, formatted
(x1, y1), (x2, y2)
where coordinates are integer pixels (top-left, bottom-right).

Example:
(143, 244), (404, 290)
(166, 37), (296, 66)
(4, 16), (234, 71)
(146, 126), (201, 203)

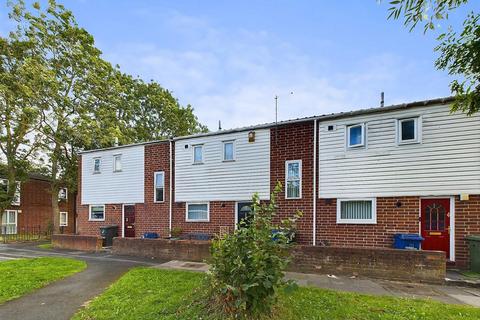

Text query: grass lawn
(0, 257), (86, 304)
(37, 242), (53, 249)
(73, 268), (480, 320)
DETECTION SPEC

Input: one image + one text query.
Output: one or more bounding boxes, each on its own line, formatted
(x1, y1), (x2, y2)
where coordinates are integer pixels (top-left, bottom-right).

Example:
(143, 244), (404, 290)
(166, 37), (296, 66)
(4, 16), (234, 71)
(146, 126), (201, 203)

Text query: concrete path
(0, 243), (167, 320)
(155, 260), (480, 307)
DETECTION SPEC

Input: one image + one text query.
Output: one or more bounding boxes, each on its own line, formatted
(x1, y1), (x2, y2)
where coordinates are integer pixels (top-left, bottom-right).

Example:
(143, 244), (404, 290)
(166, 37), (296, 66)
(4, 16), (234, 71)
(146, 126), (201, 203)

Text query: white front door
(2, 210), (17, 235)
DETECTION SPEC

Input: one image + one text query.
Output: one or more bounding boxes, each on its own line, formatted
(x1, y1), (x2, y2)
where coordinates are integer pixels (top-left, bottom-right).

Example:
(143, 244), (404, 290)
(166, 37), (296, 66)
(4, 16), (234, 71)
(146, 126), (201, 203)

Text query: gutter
(312, 119), (317, 246)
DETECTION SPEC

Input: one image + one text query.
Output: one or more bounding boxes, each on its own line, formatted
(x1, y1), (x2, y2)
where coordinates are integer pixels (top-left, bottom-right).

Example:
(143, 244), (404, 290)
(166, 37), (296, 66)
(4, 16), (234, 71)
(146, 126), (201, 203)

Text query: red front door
(124, 205), (135, 238)
(421, 198), (450, 259)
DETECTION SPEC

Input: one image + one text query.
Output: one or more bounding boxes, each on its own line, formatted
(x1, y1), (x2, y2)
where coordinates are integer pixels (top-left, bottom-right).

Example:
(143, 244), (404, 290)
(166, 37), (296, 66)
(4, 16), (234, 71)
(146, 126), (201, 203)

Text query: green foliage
(0, 257), (86, 304)
(207, 182), (302, 319)
(171, 226), (183, 238)
(386, 0), (479, 115)
(73, 268), (480, 320)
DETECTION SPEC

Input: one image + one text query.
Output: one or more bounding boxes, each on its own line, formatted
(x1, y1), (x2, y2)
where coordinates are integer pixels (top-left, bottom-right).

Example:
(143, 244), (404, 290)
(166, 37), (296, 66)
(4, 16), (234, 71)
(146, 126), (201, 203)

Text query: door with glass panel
(236, 202), (253, 228)
(1, 210), (17, 235)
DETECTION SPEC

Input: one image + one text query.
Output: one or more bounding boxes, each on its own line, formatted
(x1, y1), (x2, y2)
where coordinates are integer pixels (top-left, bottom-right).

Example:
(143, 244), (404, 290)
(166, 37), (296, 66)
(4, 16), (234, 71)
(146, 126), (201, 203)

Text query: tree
(0, 22), (45, 214)
(386, 0), (479, 114)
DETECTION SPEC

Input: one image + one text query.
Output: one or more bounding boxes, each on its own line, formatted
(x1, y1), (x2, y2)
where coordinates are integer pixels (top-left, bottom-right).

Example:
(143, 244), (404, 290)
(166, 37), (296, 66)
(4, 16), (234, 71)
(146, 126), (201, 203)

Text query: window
(223, 141), (235, 161)
(397, 118), (420, 144)
(93, 157), (101, 173)
(285, 160), (302, 199)
(1, 179), (20, 205)
(113, 154), (122, 172)
(58, 188), (68, 200)
(154, 172), (165, 202)
(89, 205), (105, 221)
(1, 210), (17, 234)
(193, 145), (203, 164)
(337, 199), (377, 224)
(60, 211), (68, 227)
(347, 124), (365, 148)
(186, 203), (209, 222)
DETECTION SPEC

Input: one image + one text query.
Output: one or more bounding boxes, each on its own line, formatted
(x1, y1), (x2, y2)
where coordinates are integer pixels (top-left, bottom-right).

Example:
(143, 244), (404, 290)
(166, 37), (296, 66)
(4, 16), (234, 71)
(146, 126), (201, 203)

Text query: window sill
(336, 220), (377, 225)
(286, 197), (302, 200)
(89, 218), (105, 222)
(192, 162), (204, 165)
(222, 159), (235, 163)
(397, 140), (420, 145)
(154, 200), (165, 203)
(113, 170), (123, 173)
(186, 219), (210, 223)
(93, 172), (101, 175)
(347, 144), (365, 149)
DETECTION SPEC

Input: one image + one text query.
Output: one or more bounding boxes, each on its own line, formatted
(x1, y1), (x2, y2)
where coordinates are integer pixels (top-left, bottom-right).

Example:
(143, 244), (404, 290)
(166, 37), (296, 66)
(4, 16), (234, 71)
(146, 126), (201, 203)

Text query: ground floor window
(337, 198), (376, 224)
(1, 210), (17, 234)
(89, 205), (105, 221)
(186, 203), (209, 222)
(60, 211), (68, 227)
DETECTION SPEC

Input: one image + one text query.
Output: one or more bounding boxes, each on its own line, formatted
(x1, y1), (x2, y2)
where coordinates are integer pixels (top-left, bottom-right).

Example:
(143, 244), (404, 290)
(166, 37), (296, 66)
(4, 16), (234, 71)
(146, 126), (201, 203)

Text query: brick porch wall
(454, 195), (480, 268)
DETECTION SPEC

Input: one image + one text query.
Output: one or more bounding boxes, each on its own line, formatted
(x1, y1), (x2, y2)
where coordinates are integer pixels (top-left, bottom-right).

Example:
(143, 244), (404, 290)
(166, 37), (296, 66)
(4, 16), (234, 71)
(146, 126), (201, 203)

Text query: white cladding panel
(175, 129), (271, 202)
(81, 145), (145, 204)
(319, 104), (480, 198)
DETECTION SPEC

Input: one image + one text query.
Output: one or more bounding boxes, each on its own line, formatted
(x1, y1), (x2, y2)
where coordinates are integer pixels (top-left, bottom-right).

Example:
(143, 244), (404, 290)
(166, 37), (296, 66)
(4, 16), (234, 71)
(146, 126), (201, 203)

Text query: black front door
(237, 202), (253, 228)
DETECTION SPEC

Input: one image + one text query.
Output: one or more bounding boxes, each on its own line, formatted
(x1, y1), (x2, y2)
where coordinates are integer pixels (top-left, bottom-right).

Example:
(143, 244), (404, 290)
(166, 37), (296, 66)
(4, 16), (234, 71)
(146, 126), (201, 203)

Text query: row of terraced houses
(76, 97), (480, 267)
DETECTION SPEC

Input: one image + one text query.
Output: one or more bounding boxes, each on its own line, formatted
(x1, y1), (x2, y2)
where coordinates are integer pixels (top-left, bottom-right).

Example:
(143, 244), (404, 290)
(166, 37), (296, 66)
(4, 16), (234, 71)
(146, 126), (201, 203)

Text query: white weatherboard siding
(175, 129), (270, 202)
(319, 104), (480, 198)
(81, 145), (145, 204)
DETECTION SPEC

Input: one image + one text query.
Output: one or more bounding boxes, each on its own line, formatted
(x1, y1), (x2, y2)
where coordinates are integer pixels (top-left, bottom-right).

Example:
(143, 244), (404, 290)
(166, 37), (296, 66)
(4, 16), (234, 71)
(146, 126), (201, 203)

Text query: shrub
(206, 182), (302, 319)
(171, 226), (183, 238)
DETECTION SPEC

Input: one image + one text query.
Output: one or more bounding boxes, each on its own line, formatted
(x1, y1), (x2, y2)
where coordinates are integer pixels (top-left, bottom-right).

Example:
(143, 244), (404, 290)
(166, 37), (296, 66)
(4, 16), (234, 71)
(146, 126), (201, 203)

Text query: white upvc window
(223, 140), (235, 161)
(397, 117), (421, 144)
(113, 154), (122, 172)
(60, 211), (68, 227)
(154, 171), (165, 203)
(337, 198), (377, 224)
(89, 204), (105, 221)
(186, 202), (209, 222)
(193, 145), (204, 164)
(58, 187), (68, 200)
(1, 210), (17, 234)
(93, 157), (101, 174)
(1, 179), (20, 206)
(346, 123), (365, 148)
(285, 160), (302, 199)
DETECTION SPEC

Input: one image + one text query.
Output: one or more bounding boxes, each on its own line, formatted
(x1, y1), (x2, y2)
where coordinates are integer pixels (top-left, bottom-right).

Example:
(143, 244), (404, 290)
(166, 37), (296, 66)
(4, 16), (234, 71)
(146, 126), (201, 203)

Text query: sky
(1, 1), (478, 131)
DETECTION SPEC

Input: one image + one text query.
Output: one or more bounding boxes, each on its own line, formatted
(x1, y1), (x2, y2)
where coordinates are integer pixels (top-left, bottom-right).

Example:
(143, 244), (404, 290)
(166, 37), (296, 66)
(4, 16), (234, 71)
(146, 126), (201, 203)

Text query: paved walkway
(0, 243), (165, 320)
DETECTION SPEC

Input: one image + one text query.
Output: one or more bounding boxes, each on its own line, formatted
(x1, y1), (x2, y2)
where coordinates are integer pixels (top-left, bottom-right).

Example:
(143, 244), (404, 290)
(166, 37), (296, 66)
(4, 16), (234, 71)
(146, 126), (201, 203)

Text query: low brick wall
(111, 238), (446, 283)
(52, 234), (103, 252)
(291, 246), (446, 283)
(112, 238), (211, 262)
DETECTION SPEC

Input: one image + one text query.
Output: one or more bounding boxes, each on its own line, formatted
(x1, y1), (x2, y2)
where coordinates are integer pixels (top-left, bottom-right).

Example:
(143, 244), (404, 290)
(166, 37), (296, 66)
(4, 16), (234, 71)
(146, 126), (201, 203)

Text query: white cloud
(102, 11), (443, 131)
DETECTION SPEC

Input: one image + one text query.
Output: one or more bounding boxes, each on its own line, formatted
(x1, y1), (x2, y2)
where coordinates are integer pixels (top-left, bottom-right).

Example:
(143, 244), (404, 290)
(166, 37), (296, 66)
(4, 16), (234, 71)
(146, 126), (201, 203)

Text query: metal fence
(0, 225), (51, 243)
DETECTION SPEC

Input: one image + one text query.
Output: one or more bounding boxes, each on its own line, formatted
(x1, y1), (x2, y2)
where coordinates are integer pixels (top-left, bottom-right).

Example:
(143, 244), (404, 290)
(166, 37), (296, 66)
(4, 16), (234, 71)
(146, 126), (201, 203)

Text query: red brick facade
(5, 177), (75, 234)
(75, 120), (480, 268)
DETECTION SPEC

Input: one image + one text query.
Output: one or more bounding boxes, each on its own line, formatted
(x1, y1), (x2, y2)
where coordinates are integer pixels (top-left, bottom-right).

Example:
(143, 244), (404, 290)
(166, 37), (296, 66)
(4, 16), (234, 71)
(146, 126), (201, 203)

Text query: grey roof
(79, 96), (454, 152)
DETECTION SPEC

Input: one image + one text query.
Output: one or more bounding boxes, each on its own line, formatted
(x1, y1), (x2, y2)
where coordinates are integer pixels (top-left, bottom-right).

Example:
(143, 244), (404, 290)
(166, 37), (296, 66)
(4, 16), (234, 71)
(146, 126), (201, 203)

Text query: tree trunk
(50, 143), (61, 234)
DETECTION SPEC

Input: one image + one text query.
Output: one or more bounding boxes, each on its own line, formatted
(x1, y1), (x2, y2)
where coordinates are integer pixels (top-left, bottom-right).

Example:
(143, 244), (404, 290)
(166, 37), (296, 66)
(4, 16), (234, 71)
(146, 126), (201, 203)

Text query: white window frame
(186, 202), (210, 222)
(1, 179), (21, 206)
(2, 210), (17, 234)
(396, 117), (421, 145)
(154, 171), (165, 203)
(346, 123), (365, 148)
(222, 140), (235, 162)
(192, 144), (204, 164)
(93, 157), (102, 174)
(89, 204), (105, 221)
(285, 160), (302, 199)
(337, 198), (377, 224)
(60, 211), (68, 227)
(58, 187), (68, 200)
(113, 154), (122, 172)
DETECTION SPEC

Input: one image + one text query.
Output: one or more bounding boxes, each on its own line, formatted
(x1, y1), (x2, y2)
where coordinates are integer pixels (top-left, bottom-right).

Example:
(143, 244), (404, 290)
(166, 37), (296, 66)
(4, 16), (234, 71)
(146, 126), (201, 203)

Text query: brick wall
(316, 197), (420, 248)
(52, 234), (102, 252)
(76, 203), (122, 236)
(454, 195), (480, 268)
(271, 121), (315, 244)
(8, 178), (75, 234)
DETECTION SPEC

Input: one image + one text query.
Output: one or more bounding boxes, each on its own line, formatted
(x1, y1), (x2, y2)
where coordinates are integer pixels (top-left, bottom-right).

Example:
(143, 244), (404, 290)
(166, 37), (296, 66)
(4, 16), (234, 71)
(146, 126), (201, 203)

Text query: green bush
(207, 182), (302, 319)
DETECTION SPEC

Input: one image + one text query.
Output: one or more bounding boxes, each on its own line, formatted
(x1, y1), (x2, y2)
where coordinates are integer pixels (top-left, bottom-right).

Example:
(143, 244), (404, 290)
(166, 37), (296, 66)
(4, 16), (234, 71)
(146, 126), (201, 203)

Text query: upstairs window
(223, 141), (235, 161)
(186, 203), (209, 222)
(347, 124), (365, 148)
(193, 145), (203, 164)
(89, 205), (105, 221)
(1, 179), (20, 206)
(58, 188), (68, 200)
(60, 211), (68, 227)
(154, 172), (165, 202)
(113, 154), (122, 172)
(285, 160), (302, 199)
(397, 118), (420, 144)
(93, 157), (101, 174)
(337, 199), (377, 224)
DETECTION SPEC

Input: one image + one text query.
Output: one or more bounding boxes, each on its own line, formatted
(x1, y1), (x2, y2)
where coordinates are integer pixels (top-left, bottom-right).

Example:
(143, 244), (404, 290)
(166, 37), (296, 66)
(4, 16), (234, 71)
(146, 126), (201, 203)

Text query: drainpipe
(169, 140), (173, 237)
(312, 119), (317, 246)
